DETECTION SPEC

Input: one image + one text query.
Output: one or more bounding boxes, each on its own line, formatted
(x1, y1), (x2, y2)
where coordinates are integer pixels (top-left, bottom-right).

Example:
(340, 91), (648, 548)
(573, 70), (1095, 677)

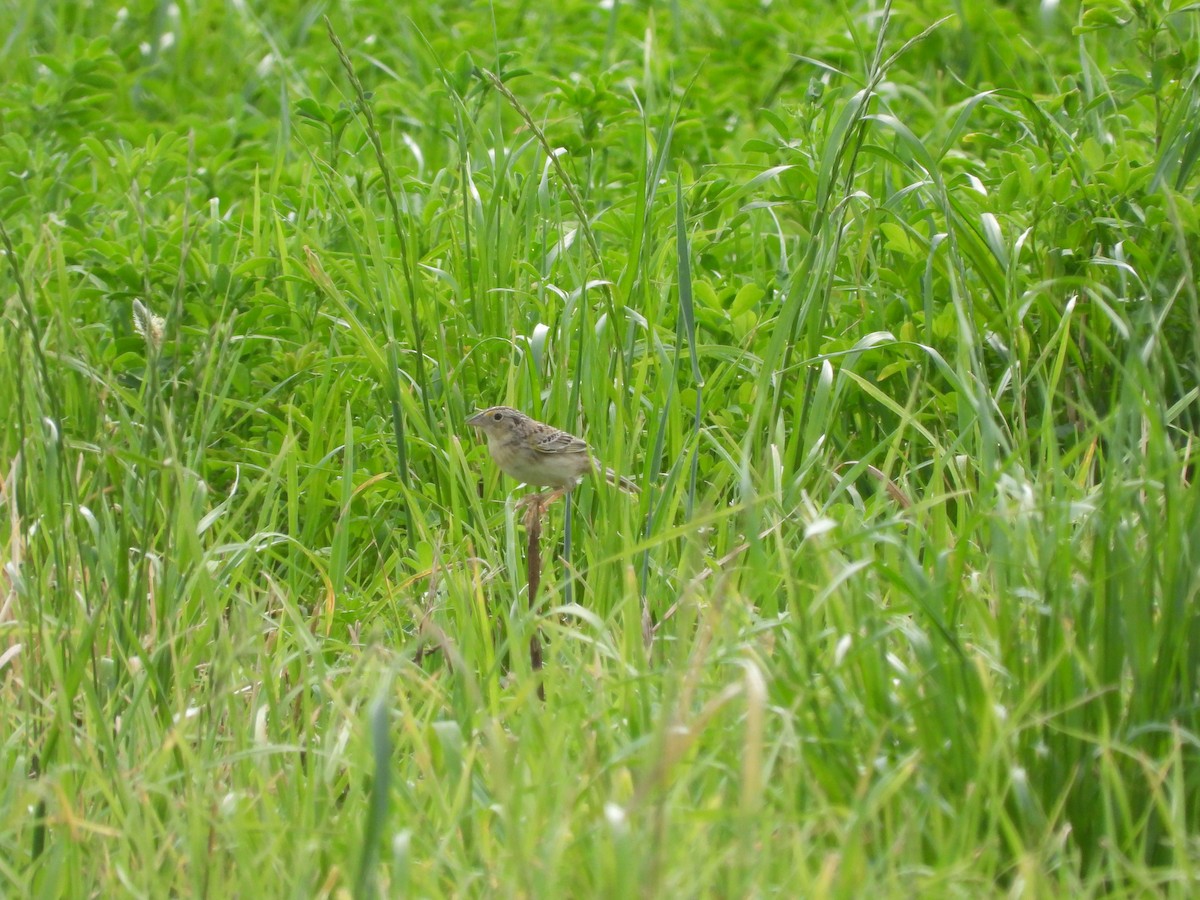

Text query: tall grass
(1, 0), (1198, 895)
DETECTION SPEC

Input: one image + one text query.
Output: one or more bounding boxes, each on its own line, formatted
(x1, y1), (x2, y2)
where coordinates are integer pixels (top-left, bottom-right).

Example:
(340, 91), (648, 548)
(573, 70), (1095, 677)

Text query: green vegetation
(2, 0), (1199, 894)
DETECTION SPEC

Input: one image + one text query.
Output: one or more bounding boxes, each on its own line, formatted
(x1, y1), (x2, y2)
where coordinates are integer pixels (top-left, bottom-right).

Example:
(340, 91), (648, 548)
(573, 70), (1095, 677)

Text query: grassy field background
(3, 0), (1200, 895)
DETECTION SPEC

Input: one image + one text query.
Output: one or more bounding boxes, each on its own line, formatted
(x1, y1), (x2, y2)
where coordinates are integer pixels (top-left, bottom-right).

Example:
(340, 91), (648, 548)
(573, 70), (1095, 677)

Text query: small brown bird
(465, 406), (638, 496)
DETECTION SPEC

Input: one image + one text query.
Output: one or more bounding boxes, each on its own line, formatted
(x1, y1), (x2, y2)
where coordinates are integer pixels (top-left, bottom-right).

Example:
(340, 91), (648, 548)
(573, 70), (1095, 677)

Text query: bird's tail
(603, 467), (640, 494)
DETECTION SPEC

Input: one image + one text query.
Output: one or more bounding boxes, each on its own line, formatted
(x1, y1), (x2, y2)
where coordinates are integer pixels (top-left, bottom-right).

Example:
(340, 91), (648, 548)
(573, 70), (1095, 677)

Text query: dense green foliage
(3, 0), (1199, 894)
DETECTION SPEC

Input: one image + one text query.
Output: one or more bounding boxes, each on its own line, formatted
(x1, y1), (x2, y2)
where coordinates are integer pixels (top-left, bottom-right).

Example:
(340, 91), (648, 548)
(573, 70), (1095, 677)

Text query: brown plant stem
(521, 495), (547, 701)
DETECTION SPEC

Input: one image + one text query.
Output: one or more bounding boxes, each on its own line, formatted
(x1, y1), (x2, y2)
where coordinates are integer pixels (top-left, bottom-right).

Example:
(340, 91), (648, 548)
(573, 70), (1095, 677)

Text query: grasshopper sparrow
(466, 406), (638, 495)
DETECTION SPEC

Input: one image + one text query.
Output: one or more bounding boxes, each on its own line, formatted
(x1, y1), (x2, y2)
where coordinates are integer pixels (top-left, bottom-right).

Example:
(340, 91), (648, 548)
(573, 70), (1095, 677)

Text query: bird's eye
(492, 412), (503, 421)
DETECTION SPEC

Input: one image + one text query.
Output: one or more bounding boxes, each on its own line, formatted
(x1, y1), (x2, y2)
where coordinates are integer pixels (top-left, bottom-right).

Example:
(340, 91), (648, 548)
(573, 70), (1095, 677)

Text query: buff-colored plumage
(465, 406), (638, 493)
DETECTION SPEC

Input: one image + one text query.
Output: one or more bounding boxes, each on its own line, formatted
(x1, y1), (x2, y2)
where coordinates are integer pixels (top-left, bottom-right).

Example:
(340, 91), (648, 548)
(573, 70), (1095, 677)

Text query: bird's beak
(465, 411), (488, 429)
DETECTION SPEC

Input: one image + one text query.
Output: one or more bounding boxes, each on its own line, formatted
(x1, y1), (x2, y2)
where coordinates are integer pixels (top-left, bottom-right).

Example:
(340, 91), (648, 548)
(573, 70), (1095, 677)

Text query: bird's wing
(531, 427), (589, 455)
